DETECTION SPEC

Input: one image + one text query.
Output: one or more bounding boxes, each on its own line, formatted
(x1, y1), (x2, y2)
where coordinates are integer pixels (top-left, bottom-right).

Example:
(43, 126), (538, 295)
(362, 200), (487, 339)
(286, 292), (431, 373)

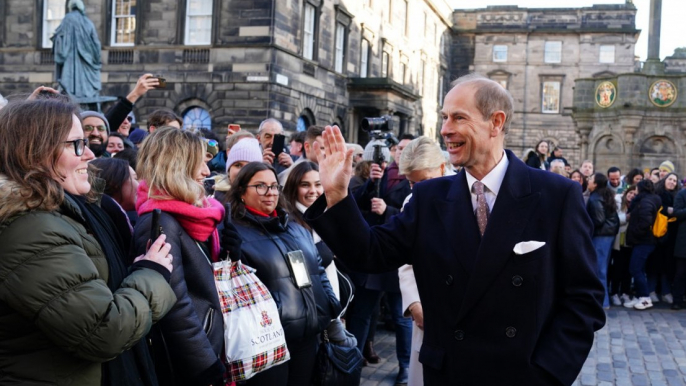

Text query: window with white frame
(334, 22), (346, 73)
(43, 0), (65, 48)
(544, 41), (562, 63)
(542, 81), (561, 113)
(382, 52), (389, 78)
(401, 0), (408, 36)
(388, 0), (393, 24)
(111, 0), (136, 46)
(303, 3), (316, 60)
(493, 45), (508, 62)
(400, 62), (407, 84)
(599, 45), (615, 63)
(418, 59), (425, 95)
(360, 39), (369, 77)
(185, 0), (213, 45)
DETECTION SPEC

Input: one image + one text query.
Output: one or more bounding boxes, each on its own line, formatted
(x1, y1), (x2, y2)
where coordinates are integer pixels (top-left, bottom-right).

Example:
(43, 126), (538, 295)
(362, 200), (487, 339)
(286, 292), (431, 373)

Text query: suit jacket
(305, 150), (605, 386)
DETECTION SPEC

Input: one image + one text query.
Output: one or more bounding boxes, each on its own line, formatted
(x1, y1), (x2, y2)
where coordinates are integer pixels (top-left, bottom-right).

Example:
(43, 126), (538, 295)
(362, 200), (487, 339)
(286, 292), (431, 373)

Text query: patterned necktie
(473, 181), (490, 236)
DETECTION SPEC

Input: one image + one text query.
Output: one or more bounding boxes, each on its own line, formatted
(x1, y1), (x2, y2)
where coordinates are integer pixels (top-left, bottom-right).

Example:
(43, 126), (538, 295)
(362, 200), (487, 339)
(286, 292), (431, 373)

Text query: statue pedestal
(642, 59), (666, 75)
(75, 95), (118, 113)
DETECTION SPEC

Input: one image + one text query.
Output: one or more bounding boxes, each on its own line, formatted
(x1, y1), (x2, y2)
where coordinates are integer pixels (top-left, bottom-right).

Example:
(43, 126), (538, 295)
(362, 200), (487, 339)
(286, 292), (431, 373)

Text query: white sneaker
(611, 294), (622, 306)
(634, 297), (654, 310)
(624, 298), (639, 308)
(663, 294), (674, 304)
(621, 293), (632, 303)
(650, 292), (660, 303)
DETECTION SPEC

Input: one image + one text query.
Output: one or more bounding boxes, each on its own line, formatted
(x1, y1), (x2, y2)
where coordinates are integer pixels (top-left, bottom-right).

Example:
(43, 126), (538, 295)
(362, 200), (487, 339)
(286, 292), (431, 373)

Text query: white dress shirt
(465, 151), (509, 213)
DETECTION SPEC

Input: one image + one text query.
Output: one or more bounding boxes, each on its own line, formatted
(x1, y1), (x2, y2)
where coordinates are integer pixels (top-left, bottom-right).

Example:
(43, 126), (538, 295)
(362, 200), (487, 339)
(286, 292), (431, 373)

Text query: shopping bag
(213, 260), (290, 381)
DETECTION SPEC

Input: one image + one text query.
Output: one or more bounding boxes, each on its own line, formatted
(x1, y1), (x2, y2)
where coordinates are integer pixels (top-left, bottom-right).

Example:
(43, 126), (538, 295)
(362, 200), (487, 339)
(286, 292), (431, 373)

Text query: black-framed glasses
(63, 138), (89, 156)
(246, 183), (283, 196)
(125, 116), (133, 122)
(84, 125), (107, 133)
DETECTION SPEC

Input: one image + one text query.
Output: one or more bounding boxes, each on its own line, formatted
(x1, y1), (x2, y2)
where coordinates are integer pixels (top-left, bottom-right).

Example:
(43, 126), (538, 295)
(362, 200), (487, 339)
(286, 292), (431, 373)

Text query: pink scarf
(136, 180), (225, 261)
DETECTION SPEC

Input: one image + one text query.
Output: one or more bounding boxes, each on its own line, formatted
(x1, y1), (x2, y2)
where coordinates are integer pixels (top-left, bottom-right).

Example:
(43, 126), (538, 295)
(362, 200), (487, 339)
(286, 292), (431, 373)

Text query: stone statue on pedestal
(51, 0), (102, 99)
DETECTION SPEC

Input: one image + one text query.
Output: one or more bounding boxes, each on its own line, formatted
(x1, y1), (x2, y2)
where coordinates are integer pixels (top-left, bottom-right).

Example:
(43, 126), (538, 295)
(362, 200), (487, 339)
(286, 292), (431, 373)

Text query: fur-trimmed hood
(0, 174), (48, 222)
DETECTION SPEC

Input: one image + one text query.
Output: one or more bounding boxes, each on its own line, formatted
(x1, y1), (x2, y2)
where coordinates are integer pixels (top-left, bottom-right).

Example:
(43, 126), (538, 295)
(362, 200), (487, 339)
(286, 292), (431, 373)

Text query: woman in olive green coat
(0, 98), (176, 385)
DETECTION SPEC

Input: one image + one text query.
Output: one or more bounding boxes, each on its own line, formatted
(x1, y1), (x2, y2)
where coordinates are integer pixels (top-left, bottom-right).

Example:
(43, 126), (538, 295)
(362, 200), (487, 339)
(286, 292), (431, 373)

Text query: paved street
(361, 303), (686, 386)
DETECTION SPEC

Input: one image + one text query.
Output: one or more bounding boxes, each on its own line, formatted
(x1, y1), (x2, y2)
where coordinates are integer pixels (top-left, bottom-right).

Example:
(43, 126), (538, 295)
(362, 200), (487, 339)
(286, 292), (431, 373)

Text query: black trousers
(671, 259), (686, 305)
(609, 246), (633, 296)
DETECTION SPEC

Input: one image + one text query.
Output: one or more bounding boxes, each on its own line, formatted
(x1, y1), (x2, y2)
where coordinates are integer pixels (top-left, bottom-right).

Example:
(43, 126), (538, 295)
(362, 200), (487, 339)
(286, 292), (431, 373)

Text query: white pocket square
(513, 241), (546, 255)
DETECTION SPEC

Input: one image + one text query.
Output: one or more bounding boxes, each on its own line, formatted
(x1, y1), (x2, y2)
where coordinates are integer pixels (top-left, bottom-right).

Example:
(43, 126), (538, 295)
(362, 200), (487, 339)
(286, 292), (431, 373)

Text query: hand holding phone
(150, 209), (163, 245)
(272, 134), (286, 158)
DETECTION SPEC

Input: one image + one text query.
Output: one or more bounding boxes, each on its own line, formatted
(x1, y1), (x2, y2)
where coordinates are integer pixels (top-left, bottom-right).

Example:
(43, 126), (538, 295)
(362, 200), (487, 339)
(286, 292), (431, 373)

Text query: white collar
(465, 151), (509, 196)
(295, 201), (308, 214)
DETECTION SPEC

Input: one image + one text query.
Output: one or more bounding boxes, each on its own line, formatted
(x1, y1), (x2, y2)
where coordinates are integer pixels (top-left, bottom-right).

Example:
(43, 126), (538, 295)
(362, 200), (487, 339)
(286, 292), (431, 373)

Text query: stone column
(643, 0), (666, 74)
(647, 0), (662, 60)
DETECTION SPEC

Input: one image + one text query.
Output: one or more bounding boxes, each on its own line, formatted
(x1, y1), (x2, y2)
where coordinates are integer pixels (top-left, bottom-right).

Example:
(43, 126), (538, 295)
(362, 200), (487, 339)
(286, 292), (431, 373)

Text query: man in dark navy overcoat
(305, 74), (606, 386)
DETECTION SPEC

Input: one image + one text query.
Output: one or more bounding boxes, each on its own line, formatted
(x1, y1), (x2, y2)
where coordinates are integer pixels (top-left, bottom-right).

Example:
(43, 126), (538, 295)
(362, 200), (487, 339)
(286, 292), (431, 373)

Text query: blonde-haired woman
(398, 136), (455, 386)
(132, 127), (227, 386)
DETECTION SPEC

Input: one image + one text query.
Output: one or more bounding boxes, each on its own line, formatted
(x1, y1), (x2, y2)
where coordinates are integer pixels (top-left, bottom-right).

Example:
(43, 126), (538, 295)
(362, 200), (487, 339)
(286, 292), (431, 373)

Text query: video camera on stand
(361, 115), (395, 198)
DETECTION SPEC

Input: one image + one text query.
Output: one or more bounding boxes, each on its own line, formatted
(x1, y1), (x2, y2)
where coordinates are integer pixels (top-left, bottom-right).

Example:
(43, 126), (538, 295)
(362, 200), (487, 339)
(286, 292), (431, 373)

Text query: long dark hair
(624, 168), (643, 186)
(283, 161), (319, 230)
(222, 161), (284, 221)
(591, 173), (617, 214)
(570, 169), (588, 192)
(90, 158), (132, 200)
(655, 172), (680, 198)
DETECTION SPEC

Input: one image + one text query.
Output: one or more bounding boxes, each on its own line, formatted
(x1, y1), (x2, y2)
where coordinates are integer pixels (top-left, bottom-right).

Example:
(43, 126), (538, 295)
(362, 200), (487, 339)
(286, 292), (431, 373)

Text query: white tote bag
(213, 259), (290, 381)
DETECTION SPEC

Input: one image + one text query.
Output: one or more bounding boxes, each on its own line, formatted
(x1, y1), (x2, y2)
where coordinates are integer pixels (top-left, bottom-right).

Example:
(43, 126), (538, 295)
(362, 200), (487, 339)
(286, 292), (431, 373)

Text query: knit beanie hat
(128, 128), (148, 144)
(225, 138), (263, 172)
(362, 139), (391, 163)
(660, 160), (675, 173)
(80, 111), (110, 133)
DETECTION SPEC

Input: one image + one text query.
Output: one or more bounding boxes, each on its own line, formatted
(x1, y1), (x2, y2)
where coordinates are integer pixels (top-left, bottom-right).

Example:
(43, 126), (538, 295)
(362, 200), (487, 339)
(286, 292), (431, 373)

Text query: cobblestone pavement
(361, 304), (686, 386)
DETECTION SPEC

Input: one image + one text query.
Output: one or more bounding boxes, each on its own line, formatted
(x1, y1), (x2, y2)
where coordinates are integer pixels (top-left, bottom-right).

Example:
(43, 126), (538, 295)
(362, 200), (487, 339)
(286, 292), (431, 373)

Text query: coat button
(454, 330), (465, 341)
(512, 275), (523, 287)
(506, 327), (517, 338)
(445, 275), (454, 285)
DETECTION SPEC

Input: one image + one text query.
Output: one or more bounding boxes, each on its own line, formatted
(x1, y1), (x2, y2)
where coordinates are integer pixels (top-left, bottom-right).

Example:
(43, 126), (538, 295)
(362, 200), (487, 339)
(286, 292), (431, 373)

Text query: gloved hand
(221, 205), (242, 262)
(325, 318), (357, 347)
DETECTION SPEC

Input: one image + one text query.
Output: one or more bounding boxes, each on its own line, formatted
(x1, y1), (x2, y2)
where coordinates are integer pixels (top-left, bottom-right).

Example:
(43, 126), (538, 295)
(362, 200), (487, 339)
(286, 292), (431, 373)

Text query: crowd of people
(527, 144), (686, 311)
(5, 72), (660, 385)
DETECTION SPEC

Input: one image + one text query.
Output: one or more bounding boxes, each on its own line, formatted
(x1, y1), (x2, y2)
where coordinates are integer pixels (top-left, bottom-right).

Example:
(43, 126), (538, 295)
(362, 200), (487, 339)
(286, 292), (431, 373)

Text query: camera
(361, 115), (392, 133)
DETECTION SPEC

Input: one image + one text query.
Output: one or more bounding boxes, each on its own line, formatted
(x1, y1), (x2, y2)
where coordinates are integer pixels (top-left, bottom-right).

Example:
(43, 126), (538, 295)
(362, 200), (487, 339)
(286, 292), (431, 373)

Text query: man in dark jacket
(305, 74), (605, 385)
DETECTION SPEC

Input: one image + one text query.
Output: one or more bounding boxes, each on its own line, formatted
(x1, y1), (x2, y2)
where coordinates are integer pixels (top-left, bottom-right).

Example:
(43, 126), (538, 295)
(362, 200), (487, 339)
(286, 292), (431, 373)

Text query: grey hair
(449, 73), (514, 134)
(399, 136), (446, 175)
(257, 118), (283, 135)
(550, 159), (565, 169)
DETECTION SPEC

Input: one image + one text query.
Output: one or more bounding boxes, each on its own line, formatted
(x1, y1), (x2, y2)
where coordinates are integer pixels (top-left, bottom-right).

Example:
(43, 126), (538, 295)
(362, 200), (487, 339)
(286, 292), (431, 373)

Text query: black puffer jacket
(587, 191), (620, 237)
(133, 212), (225, 386)
(234, 208), (341, 346)
(626, 192), (662, 246)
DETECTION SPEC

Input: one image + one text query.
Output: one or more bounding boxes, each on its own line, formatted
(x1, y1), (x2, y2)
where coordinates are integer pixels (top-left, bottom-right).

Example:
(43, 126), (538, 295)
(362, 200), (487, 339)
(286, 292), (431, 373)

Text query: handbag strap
(335, 267), (354, 320)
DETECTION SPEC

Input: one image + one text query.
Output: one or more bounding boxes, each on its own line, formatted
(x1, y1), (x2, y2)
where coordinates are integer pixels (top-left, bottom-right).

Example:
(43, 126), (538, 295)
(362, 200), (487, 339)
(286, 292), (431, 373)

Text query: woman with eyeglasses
(221, 161), (341, 385)
(132, 127), (227, 386)
(0, 99), (176, 386)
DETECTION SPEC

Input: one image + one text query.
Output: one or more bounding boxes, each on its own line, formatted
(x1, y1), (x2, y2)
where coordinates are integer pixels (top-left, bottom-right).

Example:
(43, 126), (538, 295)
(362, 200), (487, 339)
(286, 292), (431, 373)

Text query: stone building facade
(451, 4), (639, 169)
(0, 0), (451, 144)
